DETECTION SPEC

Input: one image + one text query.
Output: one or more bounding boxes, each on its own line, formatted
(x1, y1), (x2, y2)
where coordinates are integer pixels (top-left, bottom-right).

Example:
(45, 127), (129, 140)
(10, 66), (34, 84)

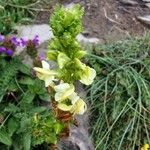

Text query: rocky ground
(37, 0), (150, 43)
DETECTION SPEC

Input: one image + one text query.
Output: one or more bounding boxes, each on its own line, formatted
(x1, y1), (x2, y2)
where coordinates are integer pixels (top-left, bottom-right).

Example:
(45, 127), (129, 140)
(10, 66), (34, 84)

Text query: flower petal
(71, 99), (87, 115)
(80, 66), (96, 85)
(42, 60), (50, 70)
(54, 83), (70, 92)
(57, 103), (73, 111)
(68, 92), (80, 104)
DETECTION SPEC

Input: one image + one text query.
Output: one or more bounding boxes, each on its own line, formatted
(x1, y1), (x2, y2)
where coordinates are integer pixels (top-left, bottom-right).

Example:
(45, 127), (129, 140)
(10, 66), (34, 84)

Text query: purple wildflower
(32, 35), (39, 47)
(0, 47), (6, 53)
(6, 49), (13, 56)
(20, 38), (27, 47)
(39, 52), (45, 61)
(11, 36), (20, 47)
(0, 34), (4, 42)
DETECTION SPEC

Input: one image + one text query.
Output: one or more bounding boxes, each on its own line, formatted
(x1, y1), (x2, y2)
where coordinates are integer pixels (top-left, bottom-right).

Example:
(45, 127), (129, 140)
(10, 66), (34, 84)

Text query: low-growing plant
(86, 35), (150, 150)
(0, 34), (63, 149)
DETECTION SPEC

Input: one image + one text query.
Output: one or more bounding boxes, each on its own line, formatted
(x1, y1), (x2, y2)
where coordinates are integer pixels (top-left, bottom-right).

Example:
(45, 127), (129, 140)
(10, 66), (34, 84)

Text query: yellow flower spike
(54, 83), (75, 102)
(33, 60), (57, 87)
(141, 144), (150, 150)
(57, 52), (70, 69)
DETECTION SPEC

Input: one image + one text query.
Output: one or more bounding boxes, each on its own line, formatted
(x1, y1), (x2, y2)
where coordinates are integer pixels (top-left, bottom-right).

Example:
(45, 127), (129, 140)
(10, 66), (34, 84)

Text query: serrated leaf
(23, 132), (31, 150)
(19, 76), (35, 85)
(4, 103), (20, 113)
(19, 64), (31, 75)
(17, 117), (31, 133)
(29, 107), (46, 114)
(8, 118), (19, 136)
(0, 128), (12, 146)
(22, 91), (35, 103)
(39, 93), (50, 101)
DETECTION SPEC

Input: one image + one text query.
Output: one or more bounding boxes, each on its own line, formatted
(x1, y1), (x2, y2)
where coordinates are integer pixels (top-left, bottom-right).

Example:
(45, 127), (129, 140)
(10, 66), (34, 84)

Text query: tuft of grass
(85, 35), (150, 150)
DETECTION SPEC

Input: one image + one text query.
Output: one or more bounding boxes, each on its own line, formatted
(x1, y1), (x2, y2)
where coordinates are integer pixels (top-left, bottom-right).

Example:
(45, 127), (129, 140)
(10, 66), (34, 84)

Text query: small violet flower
(0, 34), (4, 42)
(6, 49), (13, 56)
(32, 35), (39, 47)
(11, 36), (20, 47)
(20, 38), (27, 47)
(0, 47), (6, 53)
(39, 52), (45, 61)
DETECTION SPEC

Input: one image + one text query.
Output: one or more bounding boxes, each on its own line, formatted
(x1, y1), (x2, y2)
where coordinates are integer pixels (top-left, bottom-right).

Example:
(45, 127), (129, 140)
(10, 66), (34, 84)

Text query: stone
(120, 0), (138, 5)
(137, 15), (150, 25)
(145, 3), (150, 8)
(142, 0), (150, 2)
(16, 24), (53, 44)
(77, 34), (100, 44)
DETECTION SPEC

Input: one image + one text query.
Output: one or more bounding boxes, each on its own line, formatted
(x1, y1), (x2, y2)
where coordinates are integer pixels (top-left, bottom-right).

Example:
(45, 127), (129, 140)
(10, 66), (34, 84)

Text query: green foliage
(0, 0), (51, 35)
(32, 113), (64, 146)
(0, 56), (57, 149)
(86, 35), (150, 150)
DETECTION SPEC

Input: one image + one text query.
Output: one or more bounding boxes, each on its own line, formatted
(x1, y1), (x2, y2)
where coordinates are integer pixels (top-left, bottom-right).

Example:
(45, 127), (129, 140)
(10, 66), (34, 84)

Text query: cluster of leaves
(86, 35), (150, 150)
(0, 55), (61, 149)
(0, 0), (50, 35)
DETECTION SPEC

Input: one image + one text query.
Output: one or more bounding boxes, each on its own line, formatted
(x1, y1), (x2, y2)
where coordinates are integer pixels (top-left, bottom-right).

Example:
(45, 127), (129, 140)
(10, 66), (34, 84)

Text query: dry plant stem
(47, 86), (73, 149)
(50, 144), (57, 150)
(103, 7), (121, 25)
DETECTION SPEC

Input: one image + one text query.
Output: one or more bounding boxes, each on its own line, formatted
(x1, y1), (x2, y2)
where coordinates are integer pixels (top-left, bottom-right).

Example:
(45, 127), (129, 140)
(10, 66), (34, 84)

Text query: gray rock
(137, 15), (150, 25)
(142, 0), (150, 2)
(145, 3), (150, 8)
(77, 34), (100, 44)
(120, 0), (138, 5)
(17, 24), (53, 44)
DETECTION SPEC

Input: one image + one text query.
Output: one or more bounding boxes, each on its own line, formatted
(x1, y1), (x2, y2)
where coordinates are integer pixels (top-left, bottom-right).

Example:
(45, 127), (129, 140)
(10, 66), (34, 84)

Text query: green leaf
(23, 132), (31, 150)
(17, 117), (31, 133)
(4, 103), (20, 113)
(0, 128), (12, 146)
(19, 76), (35, 85)
(29, 107), (46, 114)
(8, 118), (19, 136)
(39, 93), (50, 101)
(22, 91), (35, 103)
(19, 64), (31, 75)
(45, 133), (57, 144)
(54, 123), (63, 134)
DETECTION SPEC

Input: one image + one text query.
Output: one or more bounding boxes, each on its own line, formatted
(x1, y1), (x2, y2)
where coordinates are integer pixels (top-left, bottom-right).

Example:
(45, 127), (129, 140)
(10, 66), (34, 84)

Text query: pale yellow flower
(33, 60), (57, 87)
(71, 98), (87, 115)
(57, 98), (87, 115)
(54, 83), (87, 115)
(75, 58), (96, 85)
(141, 144), (150, 150)
(54, 83), (75, 102)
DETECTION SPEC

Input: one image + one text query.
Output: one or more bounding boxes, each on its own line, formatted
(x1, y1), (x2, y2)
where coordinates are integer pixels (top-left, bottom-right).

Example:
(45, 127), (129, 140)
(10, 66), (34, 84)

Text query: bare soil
(37, 0), (150, 43)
